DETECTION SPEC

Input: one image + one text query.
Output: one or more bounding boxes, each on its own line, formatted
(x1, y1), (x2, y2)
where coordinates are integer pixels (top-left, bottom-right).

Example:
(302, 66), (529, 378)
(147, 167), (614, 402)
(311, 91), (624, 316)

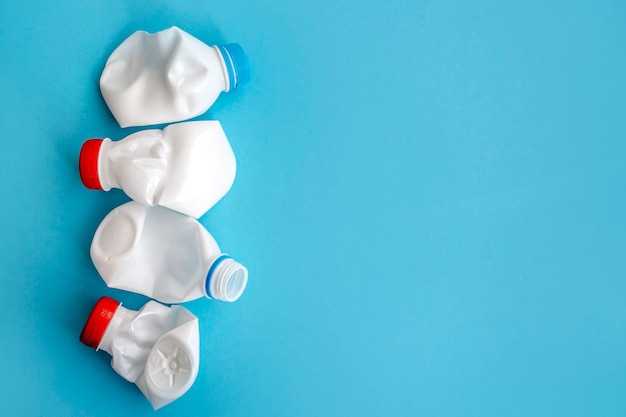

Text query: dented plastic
(91, 201), (248, 304)
(100, 26), (250, 127)
(80, 297), (200, 409)
(79, 121), (237, 218)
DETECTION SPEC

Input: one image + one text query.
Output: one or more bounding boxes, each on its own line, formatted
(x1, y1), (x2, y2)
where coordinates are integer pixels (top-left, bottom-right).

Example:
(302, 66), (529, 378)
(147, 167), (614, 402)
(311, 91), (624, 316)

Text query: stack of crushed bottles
(77, 27), (250, 410)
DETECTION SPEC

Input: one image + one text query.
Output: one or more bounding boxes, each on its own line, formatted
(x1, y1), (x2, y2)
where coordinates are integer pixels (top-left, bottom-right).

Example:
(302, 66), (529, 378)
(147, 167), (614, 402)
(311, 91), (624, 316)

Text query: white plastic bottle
(80, 296), (200, 410)
(100, 26), (250, 127)
(79, 121), (237, 219)
(91, 201), (248, 304)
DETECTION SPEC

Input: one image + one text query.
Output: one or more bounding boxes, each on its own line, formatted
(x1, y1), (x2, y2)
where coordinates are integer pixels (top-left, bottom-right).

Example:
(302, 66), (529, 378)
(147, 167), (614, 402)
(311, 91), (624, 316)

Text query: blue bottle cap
(217, 43), (250, 90)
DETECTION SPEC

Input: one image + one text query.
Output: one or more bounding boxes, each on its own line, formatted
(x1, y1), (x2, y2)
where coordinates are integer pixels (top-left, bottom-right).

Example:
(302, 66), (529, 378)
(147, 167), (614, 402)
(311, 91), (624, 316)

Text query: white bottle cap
(205, 255), (248, 302)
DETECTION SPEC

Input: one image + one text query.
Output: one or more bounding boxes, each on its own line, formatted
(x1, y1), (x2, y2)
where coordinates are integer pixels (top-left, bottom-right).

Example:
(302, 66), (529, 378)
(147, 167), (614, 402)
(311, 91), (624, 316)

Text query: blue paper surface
(1, 0), (625, 416)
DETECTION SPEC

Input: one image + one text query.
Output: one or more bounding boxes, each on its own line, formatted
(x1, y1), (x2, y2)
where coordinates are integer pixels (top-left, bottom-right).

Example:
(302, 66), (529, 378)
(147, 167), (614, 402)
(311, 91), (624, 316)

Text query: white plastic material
(98, 301), (200, 410)
(91, 201), (248, 304)
(101, 26), (232, 127)
(95, 121), (236, 218)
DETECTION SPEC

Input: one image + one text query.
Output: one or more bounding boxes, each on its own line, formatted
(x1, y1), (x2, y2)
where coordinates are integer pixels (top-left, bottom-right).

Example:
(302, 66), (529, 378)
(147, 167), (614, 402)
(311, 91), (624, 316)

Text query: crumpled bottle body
(95, 299), (200, 409)
(100, 26), (227, 127)
(91, 202), (220, 303)
(97, 121), (236, 218)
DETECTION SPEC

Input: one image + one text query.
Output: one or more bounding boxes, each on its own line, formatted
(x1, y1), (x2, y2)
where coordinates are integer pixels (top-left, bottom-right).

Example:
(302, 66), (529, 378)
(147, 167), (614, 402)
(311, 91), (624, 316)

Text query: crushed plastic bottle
(80, 296), (200, 409)
(79, 121), (237, 218)
(100, 26), (250, 127)
(91, 201), (248, 304)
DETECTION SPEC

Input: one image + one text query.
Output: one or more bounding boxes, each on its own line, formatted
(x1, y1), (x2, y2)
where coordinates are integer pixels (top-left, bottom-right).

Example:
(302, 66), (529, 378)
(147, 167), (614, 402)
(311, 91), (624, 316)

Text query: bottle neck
(98, 305), (137, 354)
(204, 255), (249, 302)
(213, 46), (233, 93)
(97, 138), (120, 190)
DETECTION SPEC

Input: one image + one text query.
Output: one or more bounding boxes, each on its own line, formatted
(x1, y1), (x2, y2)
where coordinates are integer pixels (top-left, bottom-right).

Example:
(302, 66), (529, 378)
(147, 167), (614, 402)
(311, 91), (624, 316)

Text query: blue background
(1, 0), (625, 416)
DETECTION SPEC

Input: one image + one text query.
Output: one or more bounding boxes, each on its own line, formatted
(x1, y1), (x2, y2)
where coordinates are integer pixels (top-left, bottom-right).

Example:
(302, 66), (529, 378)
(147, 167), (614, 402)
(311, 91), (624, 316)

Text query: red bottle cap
(79, 296), (121, 350)
(79, 139), (104, 190)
